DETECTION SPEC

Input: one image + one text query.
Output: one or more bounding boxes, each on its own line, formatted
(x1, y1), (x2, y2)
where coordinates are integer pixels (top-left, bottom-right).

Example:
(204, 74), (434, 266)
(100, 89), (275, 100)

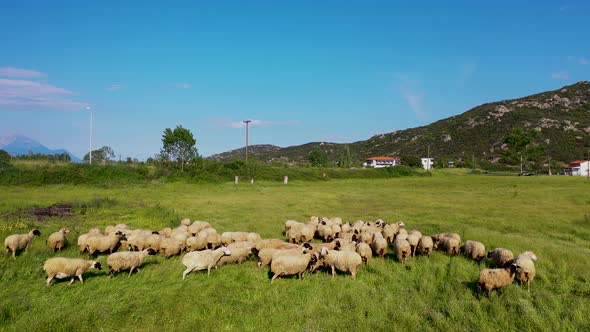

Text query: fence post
(235, 176), (239, 184)
(284, 176), (288, 184)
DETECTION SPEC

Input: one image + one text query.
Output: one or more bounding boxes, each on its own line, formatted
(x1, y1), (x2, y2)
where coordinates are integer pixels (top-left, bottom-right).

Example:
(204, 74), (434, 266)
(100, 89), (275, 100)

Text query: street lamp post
(243, 120), (251, 160)
(87, 107), (93, 165)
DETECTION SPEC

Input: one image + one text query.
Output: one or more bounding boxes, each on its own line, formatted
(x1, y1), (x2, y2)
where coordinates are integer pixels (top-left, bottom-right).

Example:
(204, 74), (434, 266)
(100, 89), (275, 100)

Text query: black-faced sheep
(43, 257), (102, 286)
(355, 242), (372, 264)
(47, 228), (71, 252)
(107, 248), (157, 277)
(477, 265), (517, 299)
(4, 229), (41, 259)
(77, 228), (101, 253)
(86, 231), (127, 255)
(182, 246), (231, 279)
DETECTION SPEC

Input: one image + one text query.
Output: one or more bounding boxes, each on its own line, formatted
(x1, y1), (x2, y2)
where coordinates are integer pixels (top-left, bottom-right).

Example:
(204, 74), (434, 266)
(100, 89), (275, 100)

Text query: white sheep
(440, 237), (460, 256)
(315, 247), (362, 279)
(86, 231), (127, 255)
(252, 243), (313, 268)
(77, 228), (101, 253)
(417, 236), (433, 257)
(487, 248), (514, 267)
(145, 232), (163, 251)
(393, 239), (411, 264)
(43, 257), (102, 286)
(512, 251), (537, 291)
(180, 218), (192, 227)
(270, 251), (316, 283)
(460, 240), (486, 263)
(477, 265), (517, 299)
(47, 228), (71, 252)
(355, 242), (372, 264)
(159, 237), (183, 258)
(188, 221), (211, 236)
(4, 229), (41, 259)
(255, 239), (300, 251)
(107, 248), (157, 277)
(182, 246), (231, 279)
(217, 241), (255, 266)
(371, 236), (388, 257)
(407, 233), (421, 257)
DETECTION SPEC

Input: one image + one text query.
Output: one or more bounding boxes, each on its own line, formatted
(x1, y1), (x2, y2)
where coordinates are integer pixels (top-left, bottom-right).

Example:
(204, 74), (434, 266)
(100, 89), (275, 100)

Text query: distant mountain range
(0, 134), (81, 162)
(209, 81), (590, 164)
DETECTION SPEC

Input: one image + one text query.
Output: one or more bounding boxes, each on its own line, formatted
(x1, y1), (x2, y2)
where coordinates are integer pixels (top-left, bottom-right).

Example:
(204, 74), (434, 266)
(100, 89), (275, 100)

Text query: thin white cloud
(551, 71), (569, 80)
(579, 57), (589, 65)
(0, 67), (46, 78)
(106, 84), (125, 91)
(401, 89), (426, 119)
(0, 78), (88, 110)
(210, 118), (301, 128)
(173, 82), (191, 89)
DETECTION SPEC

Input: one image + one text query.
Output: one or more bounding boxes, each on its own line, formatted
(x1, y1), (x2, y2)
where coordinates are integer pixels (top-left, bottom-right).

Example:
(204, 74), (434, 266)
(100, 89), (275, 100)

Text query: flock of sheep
(4, 216), (537, 298)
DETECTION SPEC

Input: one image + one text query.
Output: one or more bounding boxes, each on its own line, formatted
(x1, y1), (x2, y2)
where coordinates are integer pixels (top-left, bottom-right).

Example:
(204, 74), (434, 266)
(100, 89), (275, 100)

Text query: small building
(448, 161), (455, 168)
(565, 160), (590, 176)
(363, 156), (400, 168)
(421, 158), (434, 170)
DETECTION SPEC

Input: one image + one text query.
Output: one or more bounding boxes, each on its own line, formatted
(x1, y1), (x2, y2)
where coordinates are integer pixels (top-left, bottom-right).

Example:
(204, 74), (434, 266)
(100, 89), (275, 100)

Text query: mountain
(209, 81), (590, 164)
(0, 134), (81, 162)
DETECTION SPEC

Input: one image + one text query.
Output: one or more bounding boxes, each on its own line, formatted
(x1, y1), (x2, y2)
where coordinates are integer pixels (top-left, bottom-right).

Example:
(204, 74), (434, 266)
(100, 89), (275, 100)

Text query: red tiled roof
(366, 156), (399, 161)
(569, 160), (587, 164)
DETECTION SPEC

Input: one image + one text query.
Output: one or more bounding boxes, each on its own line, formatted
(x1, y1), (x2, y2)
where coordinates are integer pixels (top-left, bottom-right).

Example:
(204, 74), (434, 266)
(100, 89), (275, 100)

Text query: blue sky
(1, 0), (589, 159)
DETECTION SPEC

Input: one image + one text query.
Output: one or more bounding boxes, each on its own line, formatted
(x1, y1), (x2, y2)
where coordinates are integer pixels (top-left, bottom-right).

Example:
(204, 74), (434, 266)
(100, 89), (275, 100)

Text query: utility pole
(427, 145), (430, 171)
(243, 120), (252, 161)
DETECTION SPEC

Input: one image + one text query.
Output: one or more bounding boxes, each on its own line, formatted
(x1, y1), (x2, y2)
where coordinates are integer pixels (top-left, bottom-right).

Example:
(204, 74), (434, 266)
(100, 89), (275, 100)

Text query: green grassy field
(1, 174), (589, 331)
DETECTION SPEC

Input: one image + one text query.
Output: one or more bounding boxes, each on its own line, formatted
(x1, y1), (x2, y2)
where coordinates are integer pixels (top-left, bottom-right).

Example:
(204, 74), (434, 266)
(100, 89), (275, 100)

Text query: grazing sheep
(47, 228), (71, 252)
(512, 251), (537, 291)
(432, 233), (461, 248)
(252, 243), (313, 268)
(371, 236), (388, 257)
(180, 218), (192, 227)
(221, 231), (248, 245)
(188, 221), (211, 236)
(487, 248), (514, 267)
(86, 231), (127, 255)
(477, 265), (517, 299)
(77, 228), (101, 253)
(107, 248), (157, 277)
(182, 246), (231, 279)
(417, 236), (433, 257)
(145, 232), (163, 252)
(43, 257), (102, 286)
(160, 238), (183, 258)
(315, 248), (362, 279)
(393, 239), (411, 264)
(185, 236), (200, 252)
(217, 241), (255, 266)
(4, 229), (42, 259)
(270, 250), (316, 283)
(317, 224), (335, 242)
(340, 222), (351, 234)
(440, 237), (460, 256)
(104, 224), (128, 236)
(255, 239), (300, 251)
(395, 228), (409, 241)
(407, 233), (421, 257)
(159, 227), (173, 238)
(246, 232), (262, 243)
(127, 230), (152, 251)
(336, 239), (357, 252)
(356, 242), (372, 264)
(460, 240), (486, 263)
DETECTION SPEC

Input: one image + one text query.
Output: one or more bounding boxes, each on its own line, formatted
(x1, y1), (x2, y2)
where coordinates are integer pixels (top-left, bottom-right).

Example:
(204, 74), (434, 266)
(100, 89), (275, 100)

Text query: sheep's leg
(182, 268), (192, 280)
(331, 266), (336, 278)
(128, 267), (134, 277)
(207, 266), (211, 276)
(271, 273), (280, 283)
(46, 276), (54, 286)
(78, 275), (84, 284)
(12, 250), (16, 259)
(69, 278), (75, 285)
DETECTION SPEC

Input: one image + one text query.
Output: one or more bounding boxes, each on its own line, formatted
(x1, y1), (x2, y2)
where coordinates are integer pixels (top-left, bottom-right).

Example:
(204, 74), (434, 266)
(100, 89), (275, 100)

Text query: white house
(565, 160), (590, 176)
(421, 158), (434, 170)
(363, 156), (400, 168)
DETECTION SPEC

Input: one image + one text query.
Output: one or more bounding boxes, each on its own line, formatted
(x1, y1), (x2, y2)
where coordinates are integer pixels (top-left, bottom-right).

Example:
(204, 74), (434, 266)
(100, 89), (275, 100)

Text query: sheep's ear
(33, 229), (41, 236)
(95, 262), (103, 270)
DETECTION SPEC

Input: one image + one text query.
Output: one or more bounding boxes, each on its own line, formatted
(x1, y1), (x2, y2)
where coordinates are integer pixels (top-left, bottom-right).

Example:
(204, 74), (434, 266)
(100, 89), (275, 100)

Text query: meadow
(0, 173), (589, 331)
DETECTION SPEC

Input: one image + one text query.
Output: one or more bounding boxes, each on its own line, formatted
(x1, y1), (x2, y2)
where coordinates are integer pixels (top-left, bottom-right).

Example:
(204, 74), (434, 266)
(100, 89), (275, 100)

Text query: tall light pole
(86, 106), (93, 164)
(243, 120), (252, 160)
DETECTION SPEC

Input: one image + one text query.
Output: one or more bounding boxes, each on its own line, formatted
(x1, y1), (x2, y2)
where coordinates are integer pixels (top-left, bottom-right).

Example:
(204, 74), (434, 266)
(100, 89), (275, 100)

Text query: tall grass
(0, 175), (589, 331)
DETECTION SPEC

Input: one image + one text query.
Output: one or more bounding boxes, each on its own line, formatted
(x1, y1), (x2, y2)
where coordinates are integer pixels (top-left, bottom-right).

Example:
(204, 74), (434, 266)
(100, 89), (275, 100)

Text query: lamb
(417, 236), (433, 257)
(512, 251), (537, 291)
(77, 228), (101, 253)
(371, 236), (388, 257)
(107, 248), (157, 277)
(393, 239), (411, 264)
(4, 229), (41, 259)
(477, 265), (517, 299)
(217, 241), (255, 266)
(182, 246), (231, 279)
(355, 242), (372, 264)
(270, 250), (316, 283)
(86, 231), (127, 255)
(47, 228), (71, 252)
(43, 257), (102, 286)
(460, 240), (486, 263)
(487, 248), (514, 267)
(315, 247), (362, 279)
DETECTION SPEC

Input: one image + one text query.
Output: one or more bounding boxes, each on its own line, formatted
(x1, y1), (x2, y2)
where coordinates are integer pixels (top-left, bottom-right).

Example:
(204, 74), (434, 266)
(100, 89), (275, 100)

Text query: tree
(160, 125), (198, 171)
(0, 149), (11, 170)
(502, 128), (544, 172)
(84, 146), (115, 163)
(400, 155), (422, 168)
(338, 145), (354, 168)
(309, 146), (328, 167)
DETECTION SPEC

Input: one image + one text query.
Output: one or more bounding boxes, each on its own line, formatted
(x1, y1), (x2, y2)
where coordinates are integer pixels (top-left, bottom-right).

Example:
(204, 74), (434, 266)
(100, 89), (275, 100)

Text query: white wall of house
(572, 161), (590, 176)
(421, 158), (434, 170)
